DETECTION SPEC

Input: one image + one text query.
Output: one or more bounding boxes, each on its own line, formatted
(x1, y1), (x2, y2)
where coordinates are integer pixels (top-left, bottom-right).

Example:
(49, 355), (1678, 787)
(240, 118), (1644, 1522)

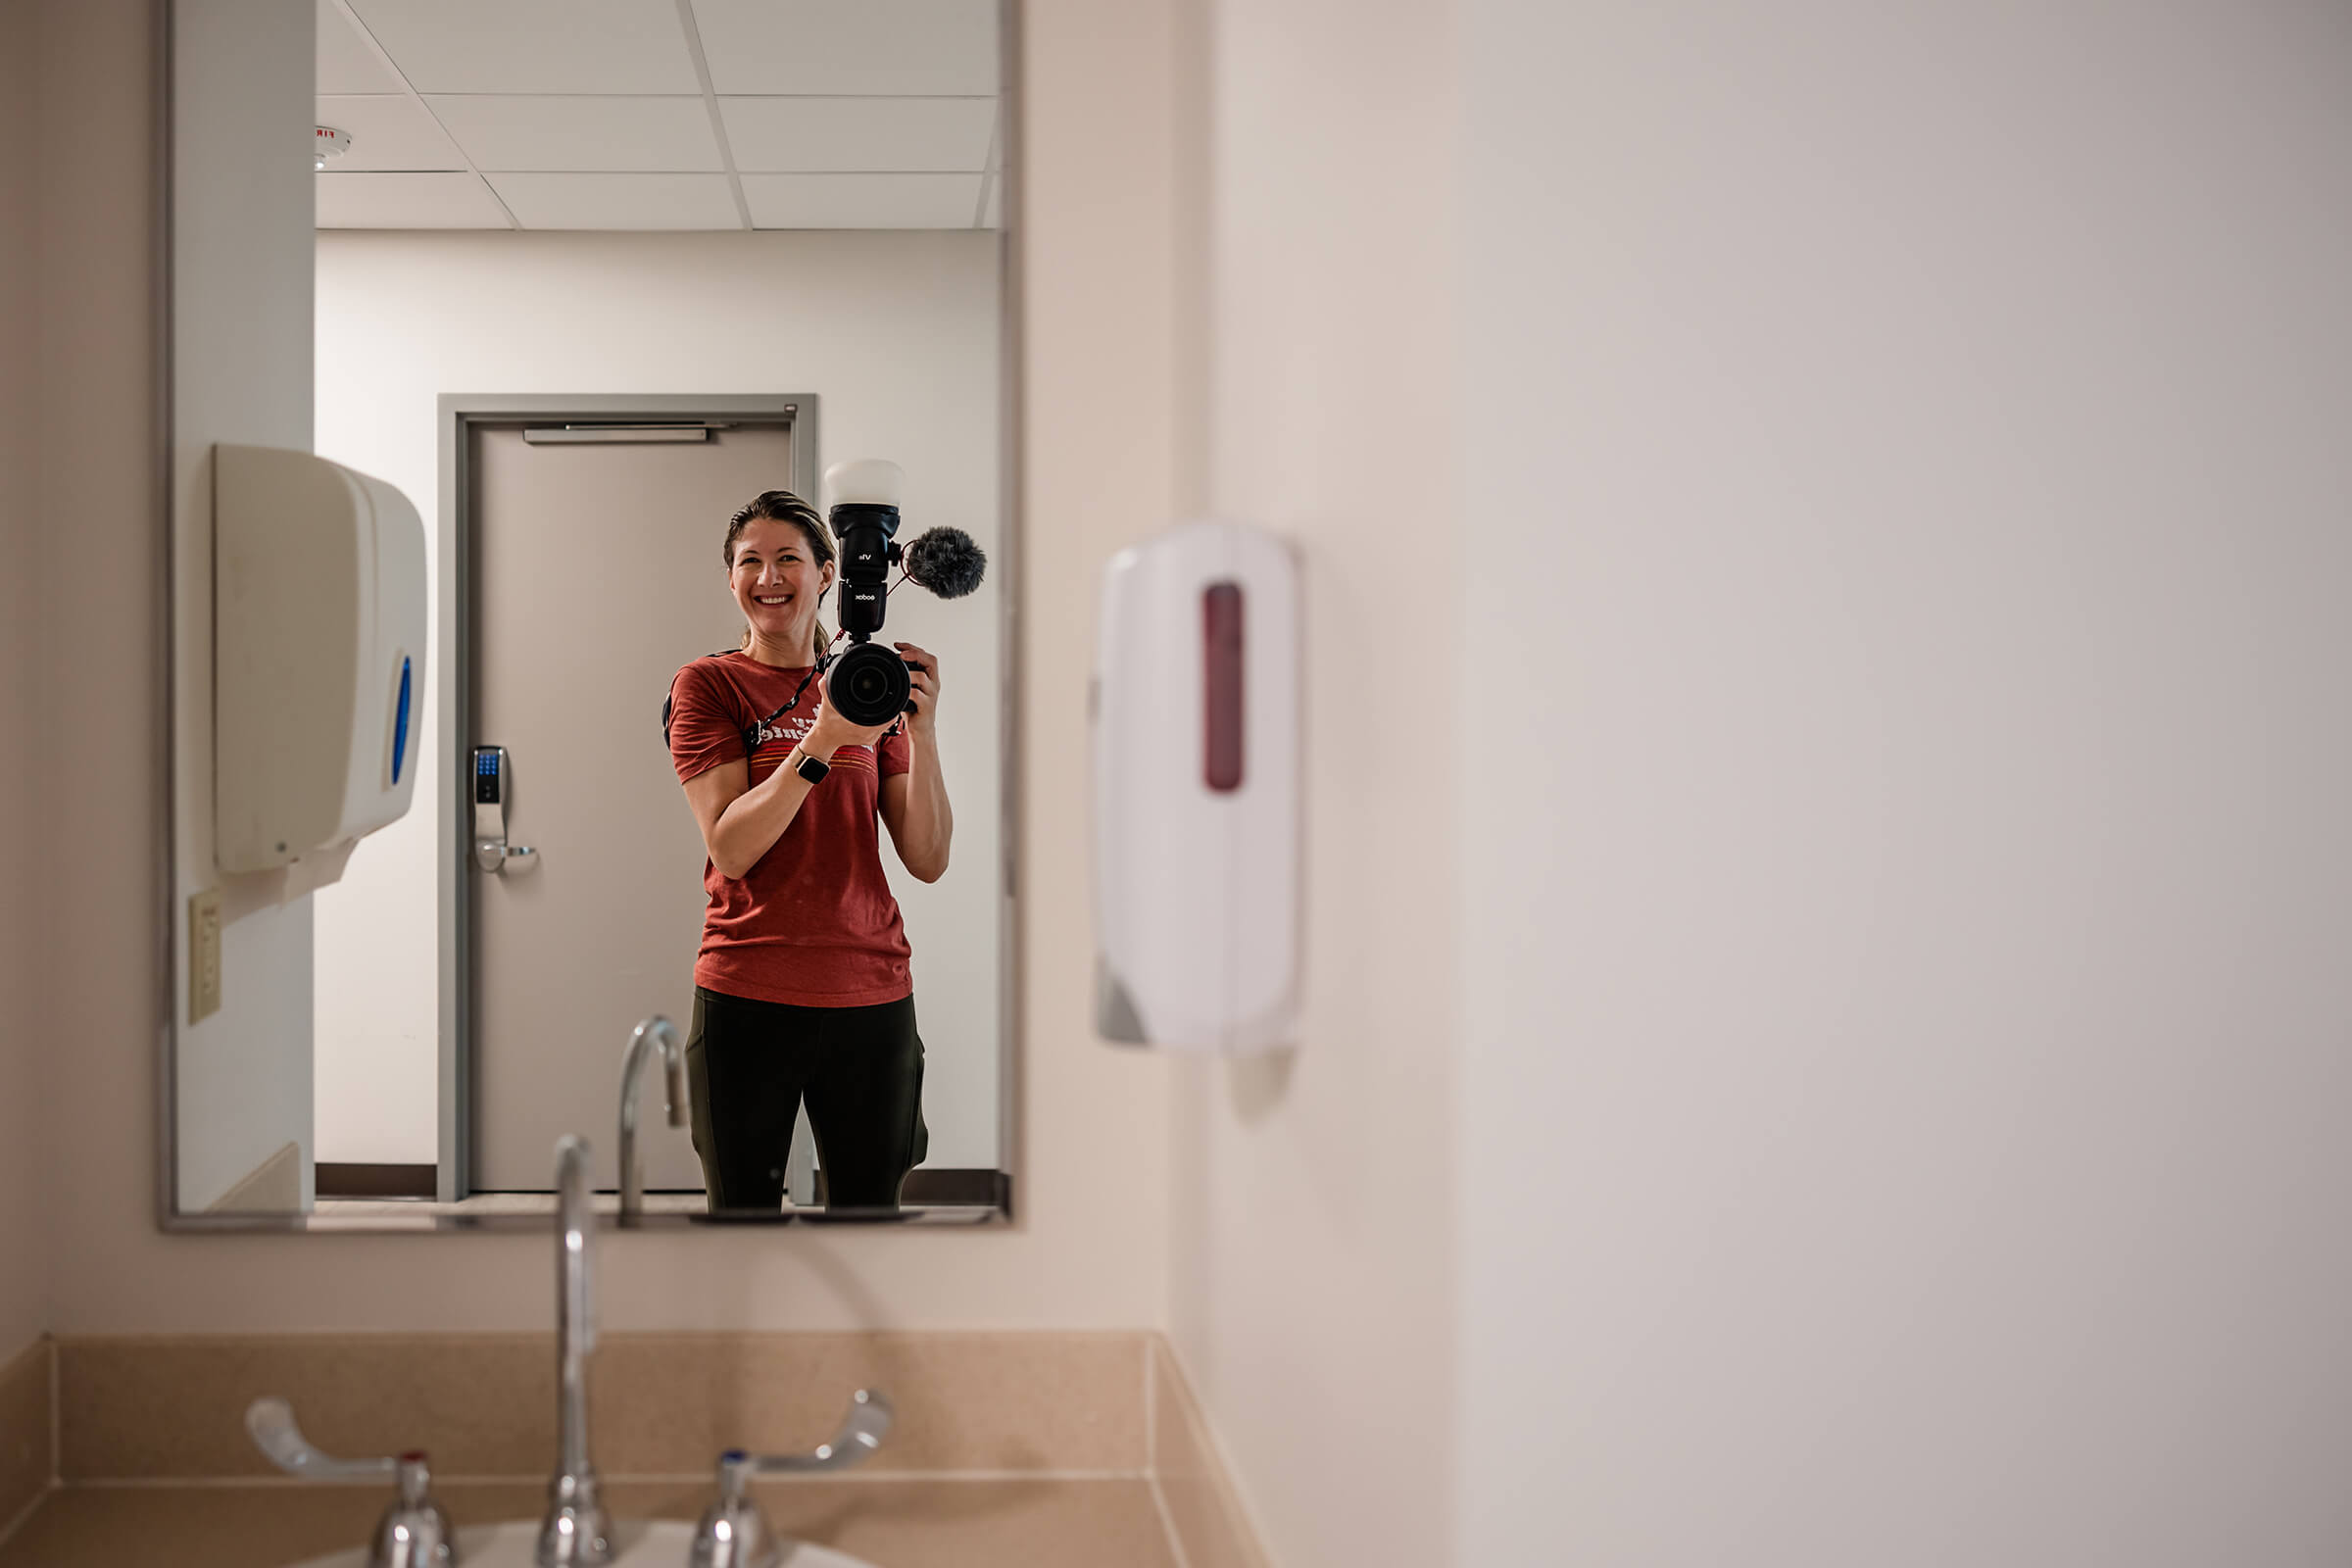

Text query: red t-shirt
(666, 651), (914, 1006)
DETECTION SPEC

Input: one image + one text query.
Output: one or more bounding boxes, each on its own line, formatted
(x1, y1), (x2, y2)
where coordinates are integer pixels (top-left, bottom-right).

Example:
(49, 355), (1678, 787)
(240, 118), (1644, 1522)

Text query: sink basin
(286, 1518), (877, 1567)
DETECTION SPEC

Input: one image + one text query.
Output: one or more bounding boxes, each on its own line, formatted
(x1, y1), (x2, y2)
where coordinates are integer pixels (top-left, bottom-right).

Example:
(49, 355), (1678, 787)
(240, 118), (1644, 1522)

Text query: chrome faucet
(616, 1014), (687, 1222)
(537, 1134), (612, 1566)
(249, 1126), (895, 1568)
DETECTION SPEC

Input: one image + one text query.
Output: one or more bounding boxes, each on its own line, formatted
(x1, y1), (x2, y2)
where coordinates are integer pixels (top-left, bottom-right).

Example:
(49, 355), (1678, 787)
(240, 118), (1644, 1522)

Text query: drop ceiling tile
(318, 0), (402, 92)
(689, 0), (999, 96)
(427, 96), (721, 172)
(487, 172), (742, 229)
(742, 173), (982, 229)
(345, 0), (700, 93)
(720, 96), (994, 173)
(316, 172), (512, 227)
(316, 95), (468, 172)
(980, 173), (1000, 229)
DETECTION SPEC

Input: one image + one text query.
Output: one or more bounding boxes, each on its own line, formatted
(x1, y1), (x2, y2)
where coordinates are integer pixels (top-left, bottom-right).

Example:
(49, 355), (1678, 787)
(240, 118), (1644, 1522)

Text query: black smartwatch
(790, 748), (830, 785)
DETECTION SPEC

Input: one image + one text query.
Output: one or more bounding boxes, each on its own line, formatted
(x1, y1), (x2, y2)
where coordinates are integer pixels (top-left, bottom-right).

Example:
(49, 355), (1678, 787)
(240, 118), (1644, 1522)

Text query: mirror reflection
(171, 0), (1010, 1226)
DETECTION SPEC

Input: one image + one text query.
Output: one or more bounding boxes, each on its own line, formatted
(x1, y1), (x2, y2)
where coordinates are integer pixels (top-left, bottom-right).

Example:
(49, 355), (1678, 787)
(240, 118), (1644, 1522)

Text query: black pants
(685, 987), (929, 1211)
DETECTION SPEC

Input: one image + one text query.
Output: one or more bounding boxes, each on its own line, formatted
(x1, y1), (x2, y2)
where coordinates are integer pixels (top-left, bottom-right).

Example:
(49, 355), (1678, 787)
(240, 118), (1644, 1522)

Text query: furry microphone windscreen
(902, 526), (988, 599)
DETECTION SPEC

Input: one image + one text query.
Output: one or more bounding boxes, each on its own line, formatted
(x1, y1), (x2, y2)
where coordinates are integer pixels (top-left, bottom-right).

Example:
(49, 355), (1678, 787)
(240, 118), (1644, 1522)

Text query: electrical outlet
(189, 888), (222, 1022)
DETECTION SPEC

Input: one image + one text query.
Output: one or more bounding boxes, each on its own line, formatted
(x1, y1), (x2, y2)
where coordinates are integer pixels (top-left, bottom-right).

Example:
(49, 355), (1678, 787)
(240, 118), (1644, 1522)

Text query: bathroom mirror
(162, 0), (1016, 1230)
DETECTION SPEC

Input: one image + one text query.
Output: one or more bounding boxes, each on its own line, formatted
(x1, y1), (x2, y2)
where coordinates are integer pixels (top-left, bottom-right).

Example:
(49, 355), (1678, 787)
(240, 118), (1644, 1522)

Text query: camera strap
(659, 649), (828, 757)
(661, 648), (742, 752)
(741, 654), (830, 760)
(752, 659), (907, 750)
(661, 649), (902, 761)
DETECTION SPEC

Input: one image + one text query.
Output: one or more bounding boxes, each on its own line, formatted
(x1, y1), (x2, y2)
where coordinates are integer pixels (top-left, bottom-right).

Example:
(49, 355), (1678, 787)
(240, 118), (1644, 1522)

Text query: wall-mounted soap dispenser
(214, 443), (426, 893)
(1093, 520), (1301, 1053)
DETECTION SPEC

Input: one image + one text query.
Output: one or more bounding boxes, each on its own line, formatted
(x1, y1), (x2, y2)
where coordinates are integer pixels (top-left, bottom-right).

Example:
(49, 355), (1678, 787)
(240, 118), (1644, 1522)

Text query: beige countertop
(0, 1331), (1263, 1568)
(0, 1475), (1181, 1568)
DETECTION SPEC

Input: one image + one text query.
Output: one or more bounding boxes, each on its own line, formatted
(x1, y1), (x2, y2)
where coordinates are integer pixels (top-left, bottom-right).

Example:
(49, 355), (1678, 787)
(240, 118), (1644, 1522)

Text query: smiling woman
(666, 488), (956, 1211)
(440, 409), (997, 1211)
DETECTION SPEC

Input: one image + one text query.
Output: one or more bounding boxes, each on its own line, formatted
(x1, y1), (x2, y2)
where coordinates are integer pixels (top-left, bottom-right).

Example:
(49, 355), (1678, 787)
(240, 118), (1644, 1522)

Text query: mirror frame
(153, 0), (1025, 1233)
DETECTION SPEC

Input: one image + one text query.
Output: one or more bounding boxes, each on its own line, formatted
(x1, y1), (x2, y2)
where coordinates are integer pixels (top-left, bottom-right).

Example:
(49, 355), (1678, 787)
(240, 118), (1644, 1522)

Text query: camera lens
(825, 641), (911, 727)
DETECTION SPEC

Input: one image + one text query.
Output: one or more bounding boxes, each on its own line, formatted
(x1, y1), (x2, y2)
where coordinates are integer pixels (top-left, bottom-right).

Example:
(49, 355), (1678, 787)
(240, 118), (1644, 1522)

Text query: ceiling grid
(315, 0), (1004, 232)
(321, 0), (522, 229)
(969, 107), (1000, 228)
(671, 0), (756, 231)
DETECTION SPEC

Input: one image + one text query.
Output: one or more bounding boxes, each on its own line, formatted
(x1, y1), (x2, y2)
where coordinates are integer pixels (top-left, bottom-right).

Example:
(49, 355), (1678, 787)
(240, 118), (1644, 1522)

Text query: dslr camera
(821, 458), (987, 726)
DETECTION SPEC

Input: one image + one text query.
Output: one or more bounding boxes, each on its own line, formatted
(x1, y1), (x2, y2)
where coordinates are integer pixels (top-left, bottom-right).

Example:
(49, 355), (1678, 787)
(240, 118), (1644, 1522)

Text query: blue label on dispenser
(392, 658), (412, 785)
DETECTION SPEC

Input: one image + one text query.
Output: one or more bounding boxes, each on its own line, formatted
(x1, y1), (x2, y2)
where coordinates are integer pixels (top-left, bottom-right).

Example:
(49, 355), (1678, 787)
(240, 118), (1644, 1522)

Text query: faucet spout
(616, 1015), (687, 1222)
(538, 1135), (612, 1566)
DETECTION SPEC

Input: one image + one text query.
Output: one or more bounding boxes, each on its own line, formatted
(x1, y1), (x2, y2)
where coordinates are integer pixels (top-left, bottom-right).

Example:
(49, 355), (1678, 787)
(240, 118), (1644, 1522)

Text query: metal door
(467, 420), (802, 1192)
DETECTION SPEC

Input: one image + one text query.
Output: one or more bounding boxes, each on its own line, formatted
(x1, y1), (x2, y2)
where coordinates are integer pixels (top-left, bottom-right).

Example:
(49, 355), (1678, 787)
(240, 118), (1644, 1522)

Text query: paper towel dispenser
(1092, 520), (1301, 1052)
(214, 444), (426, 885)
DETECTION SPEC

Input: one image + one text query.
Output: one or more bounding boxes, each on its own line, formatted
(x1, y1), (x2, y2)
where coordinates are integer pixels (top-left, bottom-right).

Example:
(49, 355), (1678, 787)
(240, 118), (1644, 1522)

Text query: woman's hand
(895, 643), (942, 738)
(805, 699), (894, 760)
(879, 642), (953, 881)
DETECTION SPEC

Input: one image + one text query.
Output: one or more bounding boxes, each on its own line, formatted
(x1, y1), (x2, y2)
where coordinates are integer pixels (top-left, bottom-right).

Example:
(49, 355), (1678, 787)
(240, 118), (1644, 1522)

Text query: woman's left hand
(896, 643), (942, 737)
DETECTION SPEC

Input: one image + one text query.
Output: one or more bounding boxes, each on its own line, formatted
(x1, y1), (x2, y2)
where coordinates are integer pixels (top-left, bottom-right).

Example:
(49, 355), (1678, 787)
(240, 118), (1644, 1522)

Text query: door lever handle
(476, 840), (538, 874)
(471, 744), (539, 873)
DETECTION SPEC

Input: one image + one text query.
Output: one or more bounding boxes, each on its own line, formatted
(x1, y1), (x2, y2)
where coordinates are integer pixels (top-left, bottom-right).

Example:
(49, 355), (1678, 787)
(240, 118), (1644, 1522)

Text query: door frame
(435, 395), (821, 1201)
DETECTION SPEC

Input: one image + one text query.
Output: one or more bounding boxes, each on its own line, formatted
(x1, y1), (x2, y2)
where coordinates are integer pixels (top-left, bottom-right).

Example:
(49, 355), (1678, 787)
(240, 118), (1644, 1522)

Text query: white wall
(1163, 1), (1458, 1564)
(170, 0), (318, 1212)
(0, 0), (51, 1359)
(311, 229), (1004, 1171)
(1458, 4), (2352, 1564)
(42, 0), (1171, 1335)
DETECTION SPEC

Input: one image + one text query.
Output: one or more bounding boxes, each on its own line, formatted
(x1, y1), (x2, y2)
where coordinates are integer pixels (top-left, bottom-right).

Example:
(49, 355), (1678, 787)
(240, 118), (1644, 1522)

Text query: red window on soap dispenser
(1203, 581), (1245, 792)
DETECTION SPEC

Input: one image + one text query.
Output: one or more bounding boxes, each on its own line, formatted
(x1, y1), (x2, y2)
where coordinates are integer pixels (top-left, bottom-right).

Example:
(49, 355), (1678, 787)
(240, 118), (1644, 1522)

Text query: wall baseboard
(0, 1337), (54, 1549)
(314, 1162), (436, 1199)
(313, 1167), (1013, 1205)
(1151, 1335), (1276, 1568)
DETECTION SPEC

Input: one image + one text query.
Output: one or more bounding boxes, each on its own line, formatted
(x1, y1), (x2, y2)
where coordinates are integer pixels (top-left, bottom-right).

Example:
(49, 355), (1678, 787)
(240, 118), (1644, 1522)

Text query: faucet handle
(747, 1388), (893, 1474)
(687, 1391), (892, 1568)
(246, 1396), (399, 1479)
(246, 1399), (459, 1567)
